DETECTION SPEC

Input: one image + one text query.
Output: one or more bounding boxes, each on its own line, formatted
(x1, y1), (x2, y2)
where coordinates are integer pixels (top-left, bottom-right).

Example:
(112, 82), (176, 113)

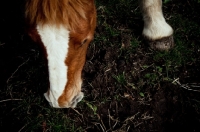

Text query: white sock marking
(37, 24), (70, 108)
(143, 13), (173, 40)
(142, 0), (173, 40)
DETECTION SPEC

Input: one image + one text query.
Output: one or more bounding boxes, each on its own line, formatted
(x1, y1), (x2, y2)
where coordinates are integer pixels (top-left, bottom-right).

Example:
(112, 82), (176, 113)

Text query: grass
(1, 0), (200, 131)
(113, 72), (126, 85)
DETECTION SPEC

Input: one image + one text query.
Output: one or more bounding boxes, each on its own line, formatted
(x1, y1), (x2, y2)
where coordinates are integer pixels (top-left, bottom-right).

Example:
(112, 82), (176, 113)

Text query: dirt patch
(81, 39), (200, 131)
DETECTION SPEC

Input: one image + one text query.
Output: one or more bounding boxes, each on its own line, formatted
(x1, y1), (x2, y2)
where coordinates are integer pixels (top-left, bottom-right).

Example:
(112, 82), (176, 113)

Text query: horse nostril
(49, 102), (53, 107)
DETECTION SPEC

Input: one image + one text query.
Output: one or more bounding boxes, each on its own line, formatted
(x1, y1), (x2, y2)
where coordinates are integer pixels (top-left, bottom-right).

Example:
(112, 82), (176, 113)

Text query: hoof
(146, 35), (174, 51)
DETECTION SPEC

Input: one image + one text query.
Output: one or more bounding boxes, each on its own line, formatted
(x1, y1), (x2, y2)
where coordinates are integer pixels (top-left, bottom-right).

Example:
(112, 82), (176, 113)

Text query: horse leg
(140, 0), (174, 50)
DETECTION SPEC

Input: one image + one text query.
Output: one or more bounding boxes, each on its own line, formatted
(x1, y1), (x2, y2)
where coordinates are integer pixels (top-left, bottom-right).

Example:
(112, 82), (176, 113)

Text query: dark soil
(82, 40), (200, 131)
(0, 0), (200, 132)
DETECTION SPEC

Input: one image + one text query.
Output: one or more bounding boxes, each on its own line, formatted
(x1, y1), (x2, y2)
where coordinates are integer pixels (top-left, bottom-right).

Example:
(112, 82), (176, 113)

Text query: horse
(25, 0), (173, 108)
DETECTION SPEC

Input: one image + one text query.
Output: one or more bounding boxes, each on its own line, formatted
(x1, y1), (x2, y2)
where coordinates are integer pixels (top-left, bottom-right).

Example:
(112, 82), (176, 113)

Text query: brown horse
(25, 0), (173, 108)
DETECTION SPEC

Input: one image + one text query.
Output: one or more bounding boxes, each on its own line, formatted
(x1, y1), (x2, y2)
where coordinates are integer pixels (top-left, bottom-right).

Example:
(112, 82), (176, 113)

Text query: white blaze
(37, 24), (69, 108)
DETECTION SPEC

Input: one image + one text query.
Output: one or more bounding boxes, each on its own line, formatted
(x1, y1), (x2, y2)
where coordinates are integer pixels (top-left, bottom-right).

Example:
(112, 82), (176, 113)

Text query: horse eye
(81, 39), (87, 45)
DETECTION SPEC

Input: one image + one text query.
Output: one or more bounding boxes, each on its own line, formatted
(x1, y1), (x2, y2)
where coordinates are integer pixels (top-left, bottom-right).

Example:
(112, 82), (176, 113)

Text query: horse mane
(25, 0), (94, 31)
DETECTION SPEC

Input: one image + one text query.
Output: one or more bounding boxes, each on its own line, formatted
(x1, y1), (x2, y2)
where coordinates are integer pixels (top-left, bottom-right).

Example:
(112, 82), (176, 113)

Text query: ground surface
(0, 0), (200, 132)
